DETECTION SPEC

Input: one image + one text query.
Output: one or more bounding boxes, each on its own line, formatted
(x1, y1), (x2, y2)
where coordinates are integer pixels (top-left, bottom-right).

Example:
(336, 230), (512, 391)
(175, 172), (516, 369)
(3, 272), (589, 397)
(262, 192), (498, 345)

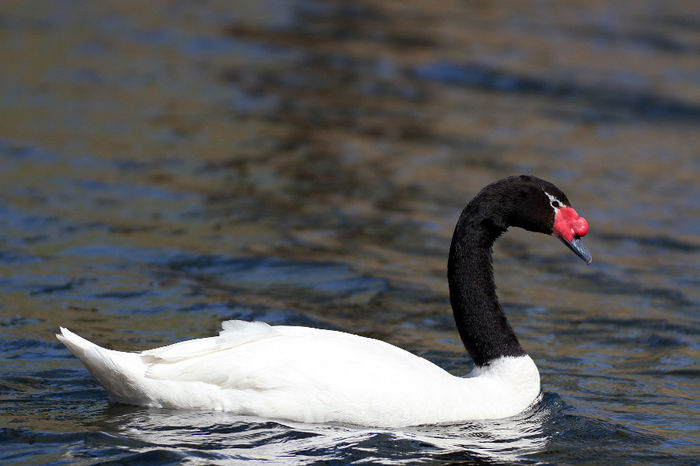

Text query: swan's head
(501, 175), (592, 264)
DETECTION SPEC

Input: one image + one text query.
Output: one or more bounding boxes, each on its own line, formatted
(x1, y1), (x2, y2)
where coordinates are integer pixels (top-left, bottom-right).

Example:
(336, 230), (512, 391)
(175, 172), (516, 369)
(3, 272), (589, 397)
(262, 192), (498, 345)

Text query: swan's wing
(141, 321), (276, 363)
(141, 320), (451, 392)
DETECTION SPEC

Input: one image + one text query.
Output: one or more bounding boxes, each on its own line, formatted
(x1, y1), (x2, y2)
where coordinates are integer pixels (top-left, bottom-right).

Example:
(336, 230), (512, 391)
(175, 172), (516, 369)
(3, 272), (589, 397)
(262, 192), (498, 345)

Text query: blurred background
(1, 0), (698, 463)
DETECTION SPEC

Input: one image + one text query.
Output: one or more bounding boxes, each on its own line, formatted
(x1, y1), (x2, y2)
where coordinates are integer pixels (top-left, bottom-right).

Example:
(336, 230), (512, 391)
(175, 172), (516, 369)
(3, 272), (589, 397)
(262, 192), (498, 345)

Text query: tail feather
(57, 328), (151, 405)
(56, 327), (98, 357)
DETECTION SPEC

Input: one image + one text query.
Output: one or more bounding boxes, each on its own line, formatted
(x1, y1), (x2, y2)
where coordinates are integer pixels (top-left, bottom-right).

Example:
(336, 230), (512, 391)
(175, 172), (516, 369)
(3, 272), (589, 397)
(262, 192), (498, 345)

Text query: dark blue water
(1, 1), (698, 463)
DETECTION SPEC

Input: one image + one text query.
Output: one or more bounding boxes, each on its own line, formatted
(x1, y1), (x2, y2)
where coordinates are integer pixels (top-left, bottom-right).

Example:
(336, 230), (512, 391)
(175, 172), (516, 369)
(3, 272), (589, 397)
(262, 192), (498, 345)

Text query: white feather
(57, 321), (539, 427)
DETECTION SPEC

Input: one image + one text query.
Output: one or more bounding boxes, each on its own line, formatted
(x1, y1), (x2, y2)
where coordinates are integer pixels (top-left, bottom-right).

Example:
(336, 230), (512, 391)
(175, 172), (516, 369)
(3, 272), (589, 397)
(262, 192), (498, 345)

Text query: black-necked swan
(57, 175), (591, 427)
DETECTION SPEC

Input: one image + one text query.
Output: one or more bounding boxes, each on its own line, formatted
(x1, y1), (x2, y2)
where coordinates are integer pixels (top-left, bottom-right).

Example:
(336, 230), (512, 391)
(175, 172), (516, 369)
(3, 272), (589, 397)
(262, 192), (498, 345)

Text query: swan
(57, 175), (591, 427)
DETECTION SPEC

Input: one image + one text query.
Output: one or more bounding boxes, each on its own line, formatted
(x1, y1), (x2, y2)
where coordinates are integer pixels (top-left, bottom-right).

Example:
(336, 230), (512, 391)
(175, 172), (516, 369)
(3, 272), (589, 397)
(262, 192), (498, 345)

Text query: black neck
(447, 205), (526, 367)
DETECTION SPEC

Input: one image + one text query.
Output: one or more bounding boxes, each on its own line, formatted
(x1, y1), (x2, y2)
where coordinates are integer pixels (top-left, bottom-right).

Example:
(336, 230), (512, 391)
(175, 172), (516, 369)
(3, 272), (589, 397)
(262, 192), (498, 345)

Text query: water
(0, 0), (698, 463)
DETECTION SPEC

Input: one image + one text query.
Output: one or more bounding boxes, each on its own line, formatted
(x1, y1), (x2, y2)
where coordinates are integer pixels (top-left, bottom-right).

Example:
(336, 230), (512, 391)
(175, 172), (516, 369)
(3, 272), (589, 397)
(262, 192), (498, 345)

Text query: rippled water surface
(1, 0), (699, 464)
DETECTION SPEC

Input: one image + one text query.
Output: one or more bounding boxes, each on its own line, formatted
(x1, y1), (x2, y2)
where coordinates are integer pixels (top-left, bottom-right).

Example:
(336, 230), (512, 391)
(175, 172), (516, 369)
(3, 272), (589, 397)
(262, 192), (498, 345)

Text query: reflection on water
(0, 0), (698, 463)
(63, 394), (552, 464)
(7, 391), (660, 464)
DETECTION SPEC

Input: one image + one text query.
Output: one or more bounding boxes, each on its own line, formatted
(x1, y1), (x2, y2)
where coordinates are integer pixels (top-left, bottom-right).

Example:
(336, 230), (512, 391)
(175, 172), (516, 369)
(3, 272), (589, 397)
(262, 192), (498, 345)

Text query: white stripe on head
(544, 191), (566, 213)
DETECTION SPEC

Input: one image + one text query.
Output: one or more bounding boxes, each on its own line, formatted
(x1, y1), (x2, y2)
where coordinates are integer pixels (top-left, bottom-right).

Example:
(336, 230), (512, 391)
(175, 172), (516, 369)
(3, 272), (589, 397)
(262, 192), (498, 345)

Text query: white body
(57, 320), (540, 427)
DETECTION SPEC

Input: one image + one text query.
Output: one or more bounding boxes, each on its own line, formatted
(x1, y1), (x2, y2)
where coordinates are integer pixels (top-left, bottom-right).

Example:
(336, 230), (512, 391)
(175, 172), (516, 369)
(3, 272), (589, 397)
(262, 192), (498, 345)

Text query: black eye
(551, 200), (562, 208)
